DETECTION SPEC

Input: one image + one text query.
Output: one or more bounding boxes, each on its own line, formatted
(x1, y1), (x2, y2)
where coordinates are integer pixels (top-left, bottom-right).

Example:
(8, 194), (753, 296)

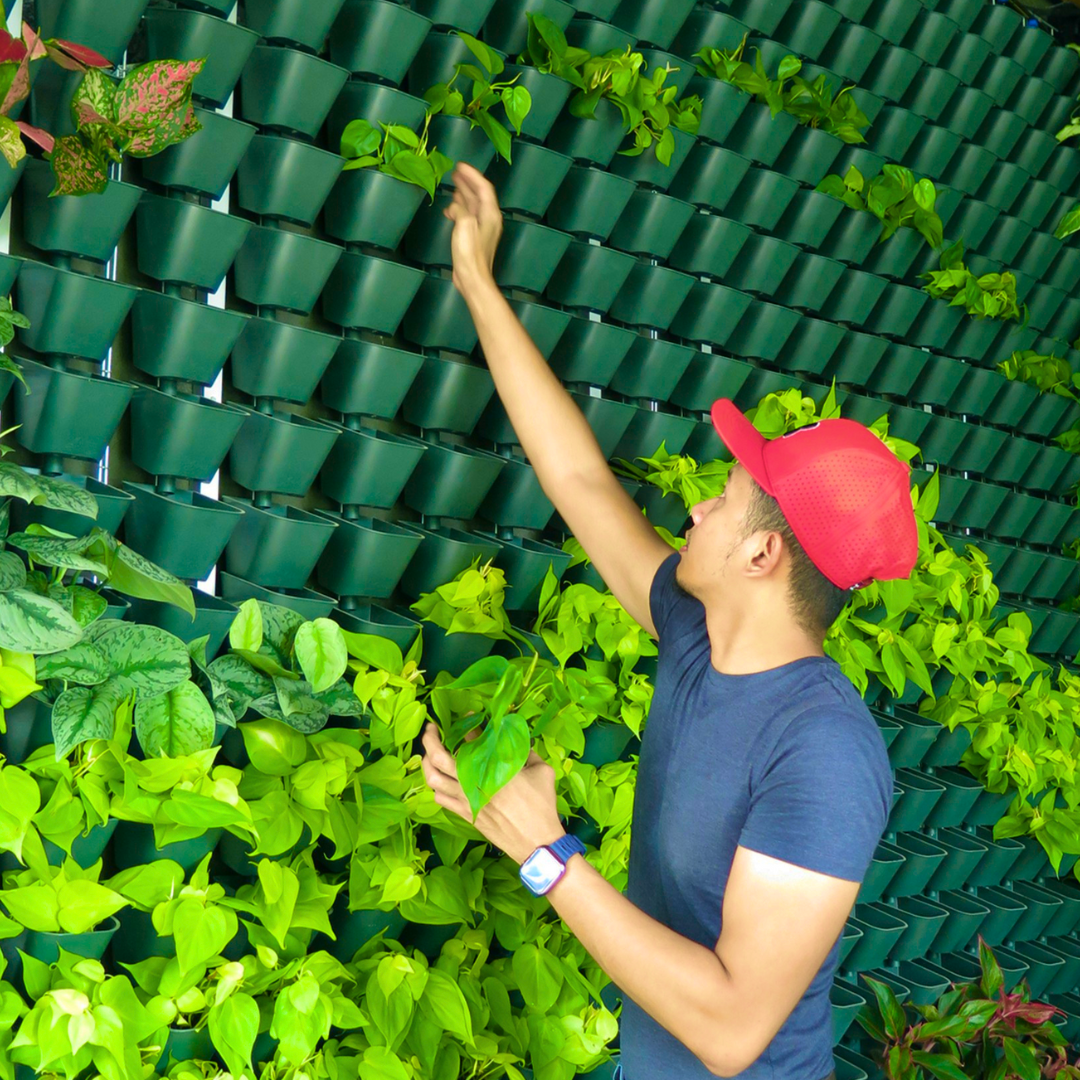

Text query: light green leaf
(0, 588), (83, 654)
(455, 710), (531, 817)
(229, 598), (263, 653)
(294, 618), (348, 693)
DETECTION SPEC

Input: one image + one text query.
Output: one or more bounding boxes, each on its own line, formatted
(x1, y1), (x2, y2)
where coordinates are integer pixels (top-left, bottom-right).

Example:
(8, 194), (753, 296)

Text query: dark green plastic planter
(506, 298), (571, 360)
(571, 392), (638, 459)
(889, 896), (948, 963)
(861, 284), (929, 339)
(142, 109), (257, 200)
(421, 624), (495, 676)
(722, 166), (800, 231)
(224, 499), (338, 589)
(487, 143), (573, 220)
(399, 524), (501, 598)
(905, 301), (966, 350)
(233, 226), (342, 316)
(1040, 881), (1080, 939)
(315, 514), (422, 599)
(614, 404), (698, 461)
(1010, 942), (1065, 1000)
(239, 47), (349, 138)
(939, 86), (996, 141)
(775, 316), (846, 376)
(669, 281), (753, 350)
(403, 440), (506, 518)
(14, 361), (132, 461)
(22, 163), (141, 263)
(36, 0), (149, 65)
(774, 125), (842, 187)
(546, 240), (637, 314)
(976, 886), (1028, 946)
(901, 63), (960, 124)
(237, 136), (345, 228)
(329, 0), (432, 82)
(1046, 938), (1080, 996)
(974, 106), (1026, 160)
(862, 44), (922, 102)
(818, 210), (887, 270)
(145, 8), (260, 108)
(930, 891), (991, 955)
(668, 142), (752, 214)
(489, 535), (571, 611)
(977, 214), (1036, 266)
(819, 270), (889, 327)
(401, 354), (495, 434)
(844, 904), (907, 973)
(14, 262), (136, 362)
(429, 113), (498, 179)
(414, 0), (496, 33)
(545, 165), (637, 241)
(1010, 881), (1064, 942)
(923, 767), (983, 830)
(323, 252), (426, 333)
(325, 906), (407, 963)
(608, 263), (695, 331)
(887, 768), (946, 833)
(123, 483), (243, 582)
(610, 0), (695, 48)
(13, 472), (131, 539)
(819, 22), (883, 81)
(160, 1028), (215, 1066)
(321, 338), (424, 419)
(126, 590), (237, 657)
(861, 229), (925, 283)
(888, 834), (949, 898)
(772, 189), (844, 250)
(635, 486), (690, 533)
(24, 916), (119, 966)
(608, 127), (696, 192)
(961, 827), (1021, 892)
(609, 337), (696, 401)
(136, 195), (252, 291)
(1010, 834), (1057, 883)
(979, 161), (1029, 214)
(131, 291), (248, 385)
(130, 388), (246, 483)
(479, 456), (555, 530)
(608, 189), (695, 261)
(230, 318), (339, 406)
(924, 723), (973, 768)
(548, 316), (637, 387)
(672, 8), (749, 57)
(320, 425), (427, 508)
(219, 572), (336, 620)
(230, 410), (340, 496)
(334, 604), (420, 651)
(491, 65), (573, 143)
(327, 83), (429, 153)
(686, 76), (750, 147)
(493, 219), (572, 294)
(400, 274), (479, 354)
(923, 827), (988, 894)
(722, 299), (799, 362)
(546, 98), (631, 169)
(41, 818), (118, 870)
(722, 234), (799, 299)
(244, 0), (347, 50)
(831, 983), (868, 1047)
(723, 102), (798, 168)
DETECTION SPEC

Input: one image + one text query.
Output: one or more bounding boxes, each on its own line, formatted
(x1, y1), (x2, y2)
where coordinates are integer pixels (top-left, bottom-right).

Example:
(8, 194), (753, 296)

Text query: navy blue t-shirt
(619, 553), (892, 1080)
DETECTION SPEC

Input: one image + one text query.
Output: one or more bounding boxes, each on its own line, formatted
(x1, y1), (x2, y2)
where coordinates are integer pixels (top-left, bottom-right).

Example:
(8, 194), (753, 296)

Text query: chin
(674, 557), (699, 600)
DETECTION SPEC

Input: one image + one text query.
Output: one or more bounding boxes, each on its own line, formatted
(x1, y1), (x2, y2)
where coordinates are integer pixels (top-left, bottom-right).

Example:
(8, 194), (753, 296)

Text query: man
(420, 163), (918, 1079)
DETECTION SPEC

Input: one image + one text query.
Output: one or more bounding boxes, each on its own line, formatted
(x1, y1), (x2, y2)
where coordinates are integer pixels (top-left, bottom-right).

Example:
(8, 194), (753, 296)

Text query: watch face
(520, 848), (564, 895)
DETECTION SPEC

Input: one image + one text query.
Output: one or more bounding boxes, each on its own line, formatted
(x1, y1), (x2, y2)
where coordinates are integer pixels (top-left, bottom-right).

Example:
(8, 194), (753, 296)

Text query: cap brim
(710, 398), (773, 495)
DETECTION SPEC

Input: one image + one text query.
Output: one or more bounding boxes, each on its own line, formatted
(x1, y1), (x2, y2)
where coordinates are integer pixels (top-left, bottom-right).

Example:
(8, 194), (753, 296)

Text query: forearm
(458, 274), (611, 489)
(546, 855), (744, 1077)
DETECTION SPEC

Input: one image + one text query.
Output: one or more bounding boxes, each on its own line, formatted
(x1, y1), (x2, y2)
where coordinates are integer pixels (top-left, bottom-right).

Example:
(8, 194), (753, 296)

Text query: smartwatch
(519, 834), (587, 896)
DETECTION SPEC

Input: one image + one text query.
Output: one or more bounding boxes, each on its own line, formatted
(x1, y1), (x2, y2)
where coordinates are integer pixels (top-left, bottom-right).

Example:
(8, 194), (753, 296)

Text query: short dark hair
(741, 481), (850, 635)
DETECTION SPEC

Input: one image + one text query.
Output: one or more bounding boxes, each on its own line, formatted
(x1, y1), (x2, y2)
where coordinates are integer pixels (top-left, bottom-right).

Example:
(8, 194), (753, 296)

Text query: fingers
(421, 722), (458, 779)
(453, 162), (500, 218)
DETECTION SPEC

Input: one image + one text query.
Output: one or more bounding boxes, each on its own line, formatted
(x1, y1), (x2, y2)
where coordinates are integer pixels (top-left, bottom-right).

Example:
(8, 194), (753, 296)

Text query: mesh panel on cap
(777, 447), (914, 588)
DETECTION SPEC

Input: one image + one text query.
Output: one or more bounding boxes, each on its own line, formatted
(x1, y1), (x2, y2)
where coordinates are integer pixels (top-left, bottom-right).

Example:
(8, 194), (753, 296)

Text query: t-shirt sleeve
(738, 708), (892, 883)
(649, 551), (686, 640)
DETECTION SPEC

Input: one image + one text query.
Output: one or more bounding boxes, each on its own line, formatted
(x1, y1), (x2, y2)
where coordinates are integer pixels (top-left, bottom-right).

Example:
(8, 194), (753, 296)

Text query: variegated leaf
(47, 135), (108, 196)
(116, 59), (204, 158)
(0, 588), (83, 653)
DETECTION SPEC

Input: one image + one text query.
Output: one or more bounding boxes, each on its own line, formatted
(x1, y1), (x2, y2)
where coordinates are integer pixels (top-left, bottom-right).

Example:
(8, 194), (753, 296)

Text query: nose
(690, 498), (717, 526)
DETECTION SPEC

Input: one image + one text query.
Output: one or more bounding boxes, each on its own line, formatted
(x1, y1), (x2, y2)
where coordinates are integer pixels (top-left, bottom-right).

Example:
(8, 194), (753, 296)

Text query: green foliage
(339, 114), (454, 201)
(523, 13), (701, 165)
(1054, 203), (1080, 241)
(816, 164), (944, 248)
(859, 938), (1080, 1079)
(998, 350), (1080, 403)
(922, 240), (1027, 323)
(0, 856), (128, 933)
(410, 559), (516, 641)
(422, 31), (532, 163)
(695, 35), (869, 143)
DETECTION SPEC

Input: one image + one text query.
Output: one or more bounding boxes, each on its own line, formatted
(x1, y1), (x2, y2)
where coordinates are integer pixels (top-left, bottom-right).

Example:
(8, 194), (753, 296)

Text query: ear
(742, 528), (786, 580)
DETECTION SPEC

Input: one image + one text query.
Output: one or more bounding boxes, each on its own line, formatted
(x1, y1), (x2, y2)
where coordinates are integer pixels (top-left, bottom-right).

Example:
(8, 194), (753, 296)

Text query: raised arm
(445, 164), (672, 637)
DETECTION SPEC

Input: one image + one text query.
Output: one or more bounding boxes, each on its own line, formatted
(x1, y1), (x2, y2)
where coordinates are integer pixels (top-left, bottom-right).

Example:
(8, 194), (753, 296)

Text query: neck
(701, 592), (825, 676)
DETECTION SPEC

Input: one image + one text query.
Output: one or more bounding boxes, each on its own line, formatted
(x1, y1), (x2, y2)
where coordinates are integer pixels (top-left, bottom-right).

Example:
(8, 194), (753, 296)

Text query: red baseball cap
(710, 399), (919, 590)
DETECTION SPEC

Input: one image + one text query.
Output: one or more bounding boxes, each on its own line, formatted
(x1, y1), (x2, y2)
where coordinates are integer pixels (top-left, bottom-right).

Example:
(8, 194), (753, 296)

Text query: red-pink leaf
(45, 39), (109, 73)
(2, 56), (31, 117)
(22, 24), (46, 62)
(16, 121), (54, 153)
(0, 29), (26, 65)
(116, 58), (204, 158)
(47, 134), (107, 195)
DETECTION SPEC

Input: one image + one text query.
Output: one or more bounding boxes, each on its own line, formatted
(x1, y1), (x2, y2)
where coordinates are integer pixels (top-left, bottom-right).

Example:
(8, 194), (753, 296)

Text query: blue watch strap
(549, 834), (586, 864)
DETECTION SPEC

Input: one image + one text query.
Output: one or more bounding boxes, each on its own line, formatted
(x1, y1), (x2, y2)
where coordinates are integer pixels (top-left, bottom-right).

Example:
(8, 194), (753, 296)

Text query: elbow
(702, 1054), (751, 1079)
(699, 1034), (762, 1078)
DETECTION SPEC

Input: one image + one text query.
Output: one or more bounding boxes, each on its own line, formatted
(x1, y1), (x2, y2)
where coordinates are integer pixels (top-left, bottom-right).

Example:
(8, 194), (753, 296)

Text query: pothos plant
(339, 114), (453, 201)
(922, 239), (1027, 323)
(817, 164), (945, 248)
(997, 349), (1079, 402)
(422, 31), (531, 163)
(523, 12), (701, 164)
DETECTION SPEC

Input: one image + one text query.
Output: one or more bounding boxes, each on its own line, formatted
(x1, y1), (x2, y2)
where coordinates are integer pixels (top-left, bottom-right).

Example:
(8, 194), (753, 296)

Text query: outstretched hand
(443, 162), (504, 296)
(420, 722), (566, 865)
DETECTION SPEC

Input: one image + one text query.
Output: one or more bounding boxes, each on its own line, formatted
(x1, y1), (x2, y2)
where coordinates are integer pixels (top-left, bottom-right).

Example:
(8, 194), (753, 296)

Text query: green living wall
(4, 0), (1080, 1078)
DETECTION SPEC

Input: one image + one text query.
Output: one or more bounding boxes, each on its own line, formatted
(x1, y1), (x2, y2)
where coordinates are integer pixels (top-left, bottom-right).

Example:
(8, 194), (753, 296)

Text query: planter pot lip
(248, 40), (351, 78)
(17, 259), (140, 299)
(21, 469), (135, 505)
(146, 3), (262, 40)
(247, 131), (346, 169)
(122, 479), (246, 517)
(191, 104), (258, 136)
(28, 915), (122, 940)
(19, 355), (136, 389)
(242, 221), (344, 255)
(406, 521), (494, 546)
(25, 159), (143, 202)
(323, 421), (428, 448)
(221, 495), (342, 534)
(415, 435), (505, 461)
(311, 508), (424, 537)
(219, 570), (337, 606)
(138, 190), (248, 228)
(135, 286), (250, 325)
(234, 406), (341, 434)
(132, 383), (249, 417)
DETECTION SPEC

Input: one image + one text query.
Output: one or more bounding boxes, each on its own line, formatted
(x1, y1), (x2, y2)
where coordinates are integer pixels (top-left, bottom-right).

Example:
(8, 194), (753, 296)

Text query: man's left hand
(420, 722), (566, 865)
